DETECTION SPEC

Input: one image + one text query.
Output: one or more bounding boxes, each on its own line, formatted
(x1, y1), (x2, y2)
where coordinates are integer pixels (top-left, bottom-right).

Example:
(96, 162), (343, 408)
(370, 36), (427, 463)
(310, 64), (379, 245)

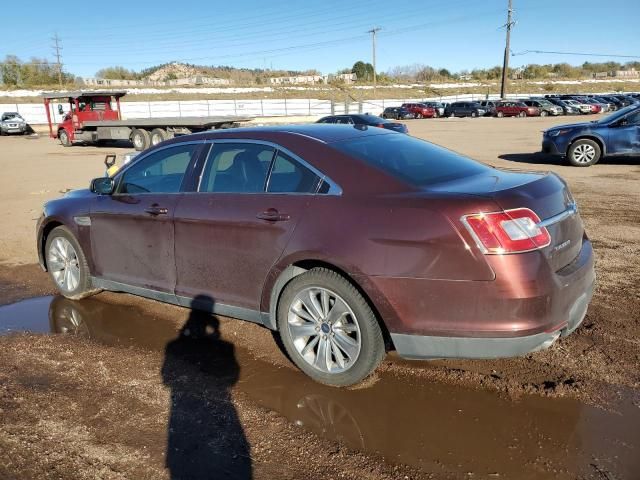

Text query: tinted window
(267, 152), (320, 193)
(200, 143), (274, 193)
(358, 115), (387, 125)
(332, 134), (488, 187)
(118, 144), (197, 194)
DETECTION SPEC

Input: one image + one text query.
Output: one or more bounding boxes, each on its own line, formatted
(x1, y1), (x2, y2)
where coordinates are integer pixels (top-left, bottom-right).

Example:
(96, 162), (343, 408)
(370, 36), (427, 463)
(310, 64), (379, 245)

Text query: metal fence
(0, 91), (609, 125)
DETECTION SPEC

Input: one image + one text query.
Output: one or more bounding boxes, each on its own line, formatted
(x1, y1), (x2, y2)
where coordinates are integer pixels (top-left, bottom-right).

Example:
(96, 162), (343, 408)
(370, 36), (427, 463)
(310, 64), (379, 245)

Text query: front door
(90, 143), (202, 293)
(173, 142), (319, 312)
(609, 110), (640, 155)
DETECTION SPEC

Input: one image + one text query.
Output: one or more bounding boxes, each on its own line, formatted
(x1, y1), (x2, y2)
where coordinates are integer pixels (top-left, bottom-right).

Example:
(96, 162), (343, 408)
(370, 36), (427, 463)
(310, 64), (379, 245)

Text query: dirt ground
(1, 116), (639, 479)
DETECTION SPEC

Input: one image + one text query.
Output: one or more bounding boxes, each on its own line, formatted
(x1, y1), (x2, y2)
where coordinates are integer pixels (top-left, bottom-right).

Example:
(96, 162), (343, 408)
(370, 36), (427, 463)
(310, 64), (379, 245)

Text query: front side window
(118, 144), (198, 194)
(200, 143), (274, 193)
(267, 152), (320, 193)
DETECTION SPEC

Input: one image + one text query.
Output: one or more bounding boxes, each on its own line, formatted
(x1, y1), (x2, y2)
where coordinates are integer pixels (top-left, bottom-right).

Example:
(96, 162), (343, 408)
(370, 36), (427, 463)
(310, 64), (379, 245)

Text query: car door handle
(256, 209), (290, 222)
(145, 206), (168, 216)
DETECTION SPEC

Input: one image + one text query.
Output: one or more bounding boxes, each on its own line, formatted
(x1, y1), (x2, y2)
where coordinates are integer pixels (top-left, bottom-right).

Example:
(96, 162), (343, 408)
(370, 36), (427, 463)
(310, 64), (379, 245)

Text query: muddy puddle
(1, 295), (638, 479)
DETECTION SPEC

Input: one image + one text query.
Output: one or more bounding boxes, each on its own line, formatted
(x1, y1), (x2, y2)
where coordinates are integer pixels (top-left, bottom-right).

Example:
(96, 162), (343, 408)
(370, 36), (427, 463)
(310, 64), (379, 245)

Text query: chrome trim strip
(91, 277), (265, 325)
(538, 202), (578, 228)
(73, 216), (91, 226)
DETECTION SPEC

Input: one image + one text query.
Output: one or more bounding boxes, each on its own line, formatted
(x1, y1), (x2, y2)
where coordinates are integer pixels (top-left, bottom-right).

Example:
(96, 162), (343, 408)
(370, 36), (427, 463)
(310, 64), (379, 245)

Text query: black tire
(416, 113), (423, 119)
(567, 139), (601, 167)
(44, 226), (100, 300)
(471, 111), (478, 118)
(131, 128), (150, 151)
(59, 129), (71, 147)
(277, 268), (385, 387)
(518, 111), (527, 118)
(496, 111), (504, 118)
(150, 128), (167, 146)
(540, 110), (548, 117)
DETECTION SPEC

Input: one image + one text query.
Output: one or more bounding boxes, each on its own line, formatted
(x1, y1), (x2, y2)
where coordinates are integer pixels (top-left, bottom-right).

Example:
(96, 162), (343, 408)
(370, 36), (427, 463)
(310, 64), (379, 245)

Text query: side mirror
(90, 177), (115, 195)
(57, 104), (64, 115)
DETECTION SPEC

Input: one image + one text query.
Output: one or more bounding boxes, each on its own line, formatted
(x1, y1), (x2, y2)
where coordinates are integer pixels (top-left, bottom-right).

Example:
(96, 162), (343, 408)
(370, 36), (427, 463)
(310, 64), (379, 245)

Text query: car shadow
(499, 153), (639, 166)
(161, 294), (252, 479)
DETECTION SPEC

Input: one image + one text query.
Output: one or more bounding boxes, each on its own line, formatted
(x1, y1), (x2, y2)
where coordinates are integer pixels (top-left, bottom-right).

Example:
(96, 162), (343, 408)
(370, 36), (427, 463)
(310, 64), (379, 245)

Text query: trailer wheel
(59, 129), (72, 147)
(131, 128), (150, 151)
(150, 128), (167, 147)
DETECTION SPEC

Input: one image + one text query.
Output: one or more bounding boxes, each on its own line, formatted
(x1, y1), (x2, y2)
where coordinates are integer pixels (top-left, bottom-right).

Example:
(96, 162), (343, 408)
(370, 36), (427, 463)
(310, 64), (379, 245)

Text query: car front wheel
(568, 139), (601, 167)
(45, 226), (99, 299)
(277, 268), (385, 386)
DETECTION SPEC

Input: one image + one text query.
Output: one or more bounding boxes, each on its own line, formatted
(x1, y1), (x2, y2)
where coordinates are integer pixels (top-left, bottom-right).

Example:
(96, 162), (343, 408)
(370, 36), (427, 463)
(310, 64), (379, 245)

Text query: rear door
(608, 110), (640, 155)
(90, 142), (203, 293)
(173, 141), (321, 311)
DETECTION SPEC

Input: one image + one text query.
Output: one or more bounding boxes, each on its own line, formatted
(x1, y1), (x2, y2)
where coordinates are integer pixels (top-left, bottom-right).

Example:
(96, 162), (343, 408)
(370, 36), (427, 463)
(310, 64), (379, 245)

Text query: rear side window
(200, 143), (274, 193)
(332, 134), (488, 187)
(118, 144), (197, 194)
(267, 152), (320, 193)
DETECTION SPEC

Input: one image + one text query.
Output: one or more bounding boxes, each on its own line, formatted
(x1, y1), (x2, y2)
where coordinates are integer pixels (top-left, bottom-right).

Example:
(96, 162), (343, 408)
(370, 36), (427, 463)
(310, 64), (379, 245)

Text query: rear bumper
(367, 236), (595, 360)
(391, 280), (593, 359)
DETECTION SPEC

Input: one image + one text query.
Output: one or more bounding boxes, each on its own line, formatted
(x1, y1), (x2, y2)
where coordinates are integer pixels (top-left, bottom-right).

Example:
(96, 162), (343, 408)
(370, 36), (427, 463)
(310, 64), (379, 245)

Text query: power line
(51, 33), (63, 87)
(512, 50), (640, 59)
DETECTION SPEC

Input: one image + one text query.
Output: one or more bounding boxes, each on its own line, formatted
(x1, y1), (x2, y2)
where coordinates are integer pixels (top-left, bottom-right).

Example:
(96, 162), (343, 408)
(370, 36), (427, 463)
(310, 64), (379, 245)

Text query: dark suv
(542, 105), (640, 166)
(445, 102), (486, 118)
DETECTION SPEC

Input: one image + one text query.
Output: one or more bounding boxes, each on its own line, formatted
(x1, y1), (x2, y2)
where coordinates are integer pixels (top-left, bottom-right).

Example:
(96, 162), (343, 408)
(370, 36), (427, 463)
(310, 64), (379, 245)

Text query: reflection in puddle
(1, 296), (638, 479)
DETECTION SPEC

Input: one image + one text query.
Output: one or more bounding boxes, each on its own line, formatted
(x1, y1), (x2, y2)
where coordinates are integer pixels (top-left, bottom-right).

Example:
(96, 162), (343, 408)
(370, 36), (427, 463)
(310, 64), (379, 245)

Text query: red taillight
(376, 123), (385, 128)
(461, 208), (551, 254)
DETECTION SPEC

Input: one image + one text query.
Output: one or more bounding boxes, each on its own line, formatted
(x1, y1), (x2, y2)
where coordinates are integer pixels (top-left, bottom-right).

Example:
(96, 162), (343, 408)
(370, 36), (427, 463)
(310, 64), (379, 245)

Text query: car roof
(162, 123), (395, 146)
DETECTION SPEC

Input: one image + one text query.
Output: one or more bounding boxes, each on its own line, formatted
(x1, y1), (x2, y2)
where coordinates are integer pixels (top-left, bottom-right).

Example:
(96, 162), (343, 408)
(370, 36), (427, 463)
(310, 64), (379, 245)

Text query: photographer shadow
(161, 294), (252, 479)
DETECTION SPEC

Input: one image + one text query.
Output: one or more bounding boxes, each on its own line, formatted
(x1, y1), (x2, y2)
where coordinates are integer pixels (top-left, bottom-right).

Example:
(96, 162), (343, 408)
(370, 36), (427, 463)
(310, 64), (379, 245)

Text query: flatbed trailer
(42, 91), (252, 150)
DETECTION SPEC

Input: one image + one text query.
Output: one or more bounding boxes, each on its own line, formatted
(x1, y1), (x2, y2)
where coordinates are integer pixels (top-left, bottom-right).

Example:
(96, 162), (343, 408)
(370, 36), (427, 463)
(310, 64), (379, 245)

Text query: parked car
(401, 103), (436, 119)
(542, 105), (640, 166)
(445, 102), (486, 118)
(575, 97), (604, 114)
(317, 114), (409, 133)
(421, 102), (445, 117)
(522, 99), (563, 116)
(495, 101), (540, 117)
(561, 99), (592, 115)
(380, 107), (415, 121)
(611, 94), (639, 107)
(0, 112), (28, 135)
(478, 100), (499, 116)
(590, 96), (618, 111)
(37, 125), (595, 385)
(546, 98), (580, 115)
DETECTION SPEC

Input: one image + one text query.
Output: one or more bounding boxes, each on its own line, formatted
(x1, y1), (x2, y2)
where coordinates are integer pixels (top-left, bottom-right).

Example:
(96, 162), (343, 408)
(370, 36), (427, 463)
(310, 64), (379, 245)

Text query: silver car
(0, 112), (28, 135)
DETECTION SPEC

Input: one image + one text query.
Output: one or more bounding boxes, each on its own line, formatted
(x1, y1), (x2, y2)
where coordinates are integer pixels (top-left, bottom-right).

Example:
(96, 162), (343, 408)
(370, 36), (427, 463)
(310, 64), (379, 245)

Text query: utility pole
(51, 33), (63, 87)
(367, 27), (381, 96)
(500, 0), (514, 99)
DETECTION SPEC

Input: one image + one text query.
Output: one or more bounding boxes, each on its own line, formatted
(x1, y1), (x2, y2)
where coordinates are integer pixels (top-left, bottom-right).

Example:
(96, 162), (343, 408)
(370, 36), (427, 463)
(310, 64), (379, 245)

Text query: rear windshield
(331, 134), (488, 186)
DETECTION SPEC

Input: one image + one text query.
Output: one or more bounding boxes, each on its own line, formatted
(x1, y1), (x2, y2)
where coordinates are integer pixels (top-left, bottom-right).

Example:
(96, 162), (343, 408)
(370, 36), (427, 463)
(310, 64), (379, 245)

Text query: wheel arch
(567, 134), (606, 156)
(263, 259), (394, 351)
(38, 219), (65, 271)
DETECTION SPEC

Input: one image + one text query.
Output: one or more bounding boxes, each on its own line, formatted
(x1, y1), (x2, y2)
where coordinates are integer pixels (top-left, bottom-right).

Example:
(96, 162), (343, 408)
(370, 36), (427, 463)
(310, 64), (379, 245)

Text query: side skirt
(91, 277), (267, 326)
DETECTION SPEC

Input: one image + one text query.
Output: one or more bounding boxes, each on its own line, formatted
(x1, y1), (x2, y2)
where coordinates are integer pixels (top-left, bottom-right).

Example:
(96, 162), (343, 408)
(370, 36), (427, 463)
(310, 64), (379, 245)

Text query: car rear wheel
(496, 111), (504, 118)
(518, 111), (527, 118)
(59, 129), (71, 147)
(131, 128), (150, 151)
(568, 139), (601, 167)
(540, 110), (548, 117)
(45, 226), (99, 300)
(471, 111), (478, 118)
(277, 268), (385, 387)
(416, 113), (423, 119)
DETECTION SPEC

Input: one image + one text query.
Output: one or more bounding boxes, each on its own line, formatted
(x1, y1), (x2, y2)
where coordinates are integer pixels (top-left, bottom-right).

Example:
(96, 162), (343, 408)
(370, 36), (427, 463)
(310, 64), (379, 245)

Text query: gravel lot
(1, 116), (639, 479)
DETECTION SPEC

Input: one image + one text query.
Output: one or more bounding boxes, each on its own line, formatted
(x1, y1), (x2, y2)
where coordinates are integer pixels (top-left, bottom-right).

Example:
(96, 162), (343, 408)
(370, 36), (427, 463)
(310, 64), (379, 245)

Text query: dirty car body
(37, 125), (595, 384)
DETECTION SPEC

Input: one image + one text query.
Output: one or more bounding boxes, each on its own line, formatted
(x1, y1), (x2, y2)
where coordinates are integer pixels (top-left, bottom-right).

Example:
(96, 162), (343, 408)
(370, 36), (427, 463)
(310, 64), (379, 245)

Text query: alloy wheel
(572, 144), (596, 164)
(287, 287), (361, 374)
(47, 237), (80, 292)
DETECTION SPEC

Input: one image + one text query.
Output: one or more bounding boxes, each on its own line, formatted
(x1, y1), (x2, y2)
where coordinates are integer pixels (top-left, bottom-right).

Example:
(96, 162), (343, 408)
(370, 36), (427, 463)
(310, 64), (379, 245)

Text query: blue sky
(2, 0), (639, 77)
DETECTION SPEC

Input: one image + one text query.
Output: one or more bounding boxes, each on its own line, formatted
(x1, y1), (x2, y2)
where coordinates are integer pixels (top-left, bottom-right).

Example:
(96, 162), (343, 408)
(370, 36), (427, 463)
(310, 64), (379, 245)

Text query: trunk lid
(429, 168), (584, 271)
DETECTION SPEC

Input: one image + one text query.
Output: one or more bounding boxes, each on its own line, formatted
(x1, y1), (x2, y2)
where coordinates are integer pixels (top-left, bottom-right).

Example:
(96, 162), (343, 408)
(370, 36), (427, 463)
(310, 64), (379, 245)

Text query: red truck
(43, 91), (252, 150)
(401, 103), (436, 118)
(494, 101), (540, 118)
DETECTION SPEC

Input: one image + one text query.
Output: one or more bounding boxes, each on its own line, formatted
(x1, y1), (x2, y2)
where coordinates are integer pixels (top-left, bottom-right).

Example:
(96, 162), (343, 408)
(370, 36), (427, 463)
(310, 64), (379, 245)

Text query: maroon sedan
(36, 125), (595, 386)
(495, 101), (541, 117)
(401, 103), (437, 118)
